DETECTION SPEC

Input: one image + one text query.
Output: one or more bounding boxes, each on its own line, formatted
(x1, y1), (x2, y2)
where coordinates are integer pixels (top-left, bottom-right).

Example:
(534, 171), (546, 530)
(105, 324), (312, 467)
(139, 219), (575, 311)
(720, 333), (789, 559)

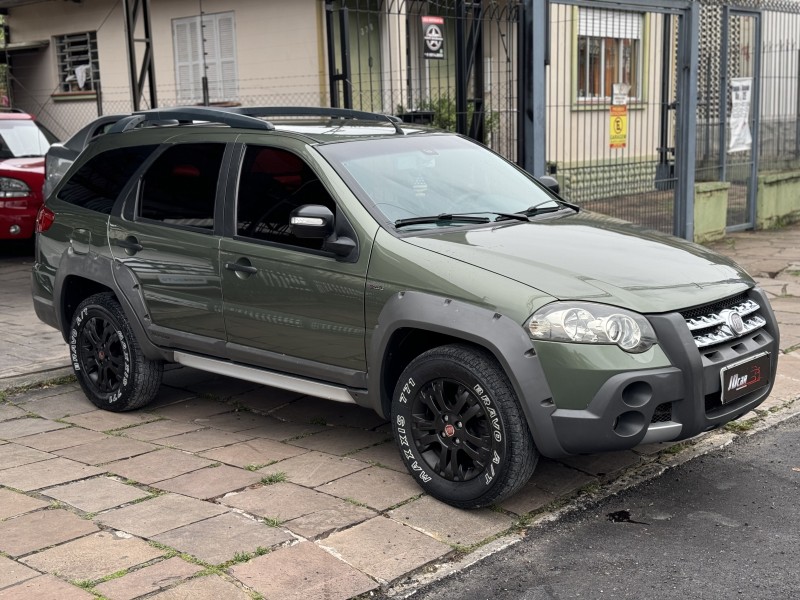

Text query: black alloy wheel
(392, 344), (538, 509)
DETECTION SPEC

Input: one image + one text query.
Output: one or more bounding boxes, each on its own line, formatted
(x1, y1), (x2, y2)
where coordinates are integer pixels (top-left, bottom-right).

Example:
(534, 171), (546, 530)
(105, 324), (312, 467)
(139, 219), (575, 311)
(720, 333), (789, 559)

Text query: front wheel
(391, 344), (538, 509)
(70, 292), (163, 412)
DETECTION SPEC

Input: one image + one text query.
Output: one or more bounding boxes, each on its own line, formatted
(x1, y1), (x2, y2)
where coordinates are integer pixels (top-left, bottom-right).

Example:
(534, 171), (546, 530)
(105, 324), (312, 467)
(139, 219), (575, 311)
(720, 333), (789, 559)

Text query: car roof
(0, 111), (34, 121)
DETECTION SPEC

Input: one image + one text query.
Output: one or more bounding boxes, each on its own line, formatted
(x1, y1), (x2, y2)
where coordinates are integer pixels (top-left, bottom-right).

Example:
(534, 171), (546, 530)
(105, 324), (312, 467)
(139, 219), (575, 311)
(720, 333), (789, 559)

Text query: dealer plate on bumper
(720, 352), (771, 404)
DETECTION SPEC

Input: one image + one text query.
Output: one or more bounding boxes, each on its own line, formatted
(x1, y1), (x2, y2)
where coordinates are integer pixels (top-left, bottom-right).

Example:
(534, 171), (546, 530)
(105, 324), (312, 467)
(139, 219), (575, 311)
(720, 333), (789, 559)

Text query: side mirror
(290, 204), (334, 239)
(290, 204), (356, 259)
(539, 175), (560, 195)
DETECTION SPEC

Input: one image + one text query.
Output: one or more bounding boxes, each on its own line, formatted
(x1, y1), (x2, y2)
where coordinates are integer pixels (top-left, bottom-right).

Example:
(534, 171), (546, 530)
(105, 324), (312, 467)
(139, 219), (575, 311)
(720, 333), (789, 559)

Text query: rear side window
(57, 145), (156, 214)
(138, 143), (225, 230)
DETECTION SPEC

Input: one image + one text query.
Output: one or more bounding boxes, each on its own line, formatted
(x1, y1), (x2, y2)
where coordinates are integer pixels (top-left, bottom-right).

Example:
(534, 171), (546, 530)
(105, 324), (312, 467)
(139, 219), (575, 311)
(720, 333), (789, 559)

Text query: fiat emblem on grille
(721, 309), (745, 335)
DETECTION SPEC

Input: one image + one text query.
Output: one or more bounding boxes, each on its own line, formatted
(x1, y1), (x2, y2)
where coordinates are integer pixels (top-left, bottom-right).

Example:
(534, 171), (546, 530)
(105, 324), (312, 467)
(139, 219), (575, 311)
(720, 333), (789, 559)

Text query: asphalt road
(405, 415), (800, 600)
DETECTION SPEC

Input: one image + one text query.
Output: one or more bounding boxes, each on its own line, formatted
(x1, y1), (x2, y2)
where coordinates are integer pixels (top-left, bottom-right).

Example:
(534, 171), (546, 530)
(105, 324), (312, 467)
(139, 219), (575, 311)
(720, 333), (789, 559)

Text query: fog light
(9, 224), (20, 235)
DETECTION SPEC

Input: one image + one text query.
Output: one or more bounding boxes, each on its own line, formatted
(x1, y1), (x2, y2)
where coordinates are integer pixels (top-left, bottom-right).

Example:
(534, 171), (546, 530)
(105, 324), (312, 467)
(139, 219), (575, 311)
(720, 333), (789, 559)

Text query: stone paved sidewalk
(0, 224), (799, 599)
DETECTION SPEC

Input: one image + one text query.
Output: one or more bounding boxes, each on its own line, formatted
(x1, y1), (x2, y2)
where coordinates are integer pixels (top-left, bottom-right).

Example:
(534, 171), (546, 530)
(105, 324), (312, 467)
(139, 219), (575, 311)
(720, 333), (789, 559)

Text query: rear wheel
(391, 344), (538, 508)
(70, 293), (162, 412)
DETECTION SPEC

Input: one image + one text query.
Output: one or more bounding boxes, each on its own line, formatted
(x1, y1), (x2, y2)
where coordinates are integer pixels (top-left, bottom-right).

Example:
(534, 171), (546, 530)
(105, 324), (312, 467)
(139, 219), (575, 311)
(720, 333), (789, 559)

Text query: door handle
(225, 261), (258, 275)
(116, 236), (143, 255)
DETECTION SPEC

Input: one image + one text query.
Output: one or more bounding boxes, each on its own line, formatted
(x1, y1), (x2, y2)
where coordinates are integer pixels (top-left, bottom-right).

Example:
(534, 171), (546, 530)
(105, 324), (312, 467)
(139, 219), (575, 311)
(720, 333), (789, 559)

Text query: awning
(0, 40), (49, 53)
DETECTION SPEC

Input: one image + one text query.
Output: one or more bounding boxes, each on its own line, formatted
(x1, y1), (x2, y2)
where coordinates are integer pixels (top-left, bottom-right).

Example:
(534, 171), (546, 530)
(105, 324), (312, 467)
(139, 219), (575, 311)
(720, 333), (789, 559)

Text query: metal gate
(696, 4), (763, 232)
(541, 1), (697, 236)
(324, 0), (523, 161)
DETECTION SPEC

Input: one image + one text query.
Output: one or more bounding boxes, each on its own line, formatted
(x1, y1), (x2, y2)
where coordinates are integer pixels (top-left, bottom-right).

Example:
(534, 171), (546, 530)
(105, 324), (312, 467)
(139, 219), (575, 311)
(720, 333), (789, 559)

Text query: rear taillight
(35, 205), (55, 233)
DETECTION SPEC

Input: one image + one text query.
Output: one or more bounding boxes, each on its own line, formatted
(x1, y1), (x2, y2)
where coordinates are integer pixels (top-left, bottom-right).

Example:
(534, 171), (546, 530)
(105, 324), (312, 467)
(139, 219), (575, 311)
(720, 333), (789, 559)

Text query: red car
(0, 110), (58, 240)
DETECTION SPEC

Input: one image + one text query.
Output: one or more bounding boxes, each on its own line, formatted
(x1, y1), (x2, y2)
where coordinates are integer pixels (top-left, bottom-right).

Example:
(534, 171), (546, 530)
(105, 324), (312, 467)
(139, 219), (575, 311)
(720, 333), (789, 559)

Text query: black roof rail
(107, 106), (275, 134)
(227, 107), (405, 134)
(106, 105), (407, 135)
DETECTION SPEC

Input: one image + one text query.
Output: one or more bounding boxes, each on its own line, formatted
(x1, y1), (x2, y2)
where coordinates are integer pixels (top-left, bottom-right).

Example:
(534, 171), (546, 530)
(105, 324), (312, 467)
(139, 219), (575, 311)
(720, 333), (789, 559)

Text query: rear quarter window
(57, 145), (157, 214)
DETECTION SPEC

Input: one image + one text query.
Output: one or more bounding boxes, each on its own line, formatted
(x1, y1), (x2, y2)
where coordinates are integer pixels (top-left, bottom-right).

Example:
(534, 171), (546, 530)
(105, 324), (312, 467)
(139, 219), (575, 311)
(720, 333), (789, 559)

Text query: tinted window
(236, 146), (336, 249)
(58, 145), (157, 214)
(139, 143), (225, 230)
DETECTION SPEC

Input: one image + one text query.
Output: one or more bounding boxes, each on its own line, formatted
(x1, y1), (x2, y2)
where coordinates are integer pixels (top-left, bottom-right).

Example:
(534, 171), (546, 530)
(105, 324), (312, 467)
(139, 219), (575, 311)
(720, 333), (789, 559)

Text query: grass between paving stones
(0, 374), (78, 397)
(343, 497), (370, 509)
(260, 472), (287, 485)
(309, 417), (328, 426)
(262, 516), (282, 527)
(245, 463), (269, 471)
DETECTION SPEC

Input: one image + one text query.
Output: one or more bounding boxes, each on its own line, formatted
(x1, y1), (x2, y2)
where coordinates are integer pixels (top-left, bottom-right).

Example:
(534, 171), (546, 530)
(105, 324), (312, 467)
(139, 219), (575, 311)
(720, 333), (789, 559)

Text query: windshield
(318, 135), (560, 229)
(0, 119), (55, 159)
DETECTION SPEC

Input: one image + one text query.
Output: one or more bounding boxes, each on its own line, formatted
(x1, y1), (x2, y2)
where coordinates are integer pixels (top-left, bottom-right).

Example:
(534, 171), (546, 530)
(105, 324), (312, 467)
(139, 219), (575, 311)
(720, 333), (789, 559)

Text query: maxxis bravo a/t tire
(391, 344), (538, 509)
(69, 292), (163, 412)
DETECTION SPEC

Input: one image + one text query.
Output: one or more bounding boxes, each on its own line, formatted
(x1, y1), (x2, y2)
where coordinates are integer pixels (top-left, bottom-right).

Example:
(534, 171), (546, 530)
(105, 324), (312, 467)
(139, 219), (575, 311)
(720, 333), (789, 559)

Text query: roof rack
(106, 106), (405, 135)
(107, 107), (274, 134)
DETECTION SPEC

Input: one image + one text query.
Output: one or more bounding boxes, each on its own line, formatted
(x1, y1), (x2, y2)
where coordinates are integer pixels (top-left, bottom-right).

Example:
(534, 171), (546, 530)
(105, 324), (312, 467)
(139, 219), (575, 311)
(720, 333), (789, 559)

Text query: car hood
(402, 212), (753, 314)
(0, 157), (45, 174)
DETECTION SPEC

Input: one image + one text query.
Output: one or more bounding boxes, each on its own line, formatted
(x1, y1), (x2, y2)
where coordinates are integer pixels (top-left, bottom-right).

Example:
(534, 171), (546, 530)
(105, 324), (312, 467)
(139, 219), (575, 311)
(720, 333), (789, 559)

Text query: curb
(0, 365), (74, 393)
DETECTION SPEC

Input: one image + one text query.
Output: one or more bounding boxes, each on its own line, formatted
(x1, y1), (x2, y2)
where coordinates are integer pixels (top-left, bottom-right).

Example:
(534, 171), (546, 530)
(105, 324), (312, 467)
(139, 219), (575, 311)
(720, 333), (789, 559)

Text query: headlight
(0, 177), (31, 198)
(527, 302), (657, 353)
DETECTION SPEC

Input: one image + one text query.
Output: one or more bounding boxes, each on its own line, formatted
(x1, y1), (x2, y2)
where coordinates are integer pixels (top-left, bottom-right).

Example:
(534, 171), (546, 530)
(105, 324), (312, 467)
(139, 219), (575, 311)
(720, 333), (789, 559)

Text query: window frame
(54, 31), (100, 96)
(572, 7), (649, 108)
(172, 11), (239, 105)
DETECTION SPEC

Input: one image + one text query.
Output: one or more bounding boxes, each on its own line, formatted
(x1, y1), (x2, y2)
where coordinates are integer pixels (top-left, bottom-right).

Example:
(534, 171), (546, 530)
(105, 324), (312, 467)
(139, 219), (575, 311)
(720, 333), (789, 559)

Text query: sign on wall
(422, 16), (445, 60)
(609, 83), (630, 149)
(729, 77), (753, 153)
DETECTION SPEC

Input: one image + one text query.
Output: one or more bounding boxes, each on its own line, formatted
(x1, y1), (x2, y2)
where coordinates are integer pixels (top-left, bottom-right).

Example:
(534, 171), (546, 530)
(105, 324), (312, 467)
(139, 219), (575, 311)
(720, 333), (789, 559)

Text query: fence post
(519, 0), (546, 177)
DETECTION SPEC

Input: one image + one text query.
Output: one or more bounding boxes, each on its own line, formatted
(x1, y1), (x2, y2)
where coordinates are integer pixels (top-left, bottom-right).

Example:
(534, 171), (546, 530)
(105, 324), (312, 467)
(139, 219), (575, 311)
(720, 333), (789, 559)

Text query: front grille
(681, 294), (767, 349)
(651, 402), (673, 423)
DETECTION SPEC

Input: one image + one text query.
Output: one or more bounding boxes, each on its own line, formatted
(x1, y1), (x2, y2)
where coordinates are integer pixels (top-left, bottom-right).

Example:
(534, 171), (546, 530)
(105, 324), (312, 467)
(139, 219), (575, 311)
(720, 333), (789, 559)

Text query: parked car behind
(43, 114), (124, 199)
(0, 109), (58, 240)
(32, 106), (780, 509)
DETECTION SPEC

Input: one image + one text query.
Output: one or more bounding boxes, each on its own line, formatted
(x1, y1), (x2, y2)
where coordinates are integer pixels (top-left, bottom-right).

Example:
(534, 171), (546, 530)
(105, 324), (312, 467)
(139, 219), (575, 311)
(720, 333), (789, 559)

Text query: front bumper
(538, 288), (779, 456)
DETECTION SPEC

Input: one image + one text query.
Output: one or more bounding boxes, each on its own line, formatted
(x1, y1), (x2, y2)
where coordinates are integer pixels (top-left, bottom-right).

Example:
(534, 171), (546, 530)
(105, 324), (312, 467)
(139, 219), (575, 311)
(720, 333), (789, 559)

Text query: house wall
(6, 0), (327, 138)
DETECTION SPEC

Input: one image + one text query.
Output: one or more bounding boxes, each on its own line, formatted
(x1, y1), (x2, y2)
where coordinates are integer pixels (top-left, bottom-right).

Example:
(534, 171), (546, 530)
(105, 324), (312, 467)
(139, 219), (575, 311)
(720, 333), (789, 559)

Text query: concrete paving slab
(287, 427), (392, 456)
(21, 531), (163, 582)
(0, 457), (104, 491)
(270, 396), (387, 429)
(349, 440), (407, 472)
(0, 574), (95, 600)
(93, 556), (202, 600)
(13, 428), (109, 452)
(0, 555), (39, 590)
(322, 516), (451, 583)
(199, 437), (307, 468)
(499, 480), (558, 516)
(282, 499), (376, 540)
(258, 450), (369, 487)
(42, 477), (150, 512)
(153, 464), (262, 500)
(13, 390), (96, 420)
(189, 410), (276, 432)
(222, 481), (349, 523)
(152, 512), (292, 565)
(228, 386), (303, 413)
(0, 509), (98, 557)
(0, 417), (69, 440)
(230, 542), (378, 600)
(95, 493), (228, 538)
(120, 419), (205, 442)
(62, 410), (159, 432)
(0, 443), (54, 470)
(0, 488), (49, 520)
(0, 404), (27, 421)
(153, 428), (254, 452)
(238, 416), (328, 441)
(315, 466), (421, 511)
(559, 450), (642, 478)
(150, 398), (234, 422)
(389, 495), (515, 547)
(105, 448), (214, 485)
(530, 459), (599, 497)
(147, 574), (251, 600)
(5, 383), (81, 404)
(55, 437), (159, 465)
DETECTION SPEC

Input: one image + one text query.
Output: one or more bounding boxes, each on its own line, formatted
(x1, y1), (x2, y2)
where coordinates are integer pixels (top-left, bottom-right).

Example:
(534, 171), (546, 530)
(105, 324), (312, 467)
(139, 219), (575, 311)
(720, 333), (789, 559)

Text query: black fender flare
(367, 291), (567, 458)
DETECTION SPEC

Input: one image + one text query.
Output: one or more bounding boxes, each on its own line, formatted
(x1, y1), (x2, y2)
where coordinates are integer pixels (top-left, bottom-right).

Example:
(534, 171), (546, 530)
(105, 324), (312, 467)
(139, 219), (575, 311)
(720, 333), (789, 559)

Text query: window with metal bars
(56, 31), (100, 93)
(576, 8), (643, 102)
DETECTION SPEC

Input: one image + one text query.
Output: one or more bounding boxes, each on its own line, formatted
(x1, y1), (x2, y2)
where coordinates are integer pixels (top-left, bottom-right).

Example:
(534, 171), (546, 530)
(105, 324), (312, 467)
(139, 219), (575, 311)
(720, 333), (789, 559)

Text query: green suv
(32, 107), (779, 508)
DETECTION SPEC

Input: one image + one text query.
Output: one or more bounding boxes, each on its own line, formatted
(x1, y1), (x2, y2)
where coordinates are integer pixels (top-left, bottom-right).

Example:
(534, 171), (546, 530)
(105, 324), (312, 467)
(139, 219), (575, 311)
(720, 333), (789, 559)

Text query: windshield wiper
(394, 213), (492, 228)
(521, 198), (581, 216)
(394, 211), (532, 229)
